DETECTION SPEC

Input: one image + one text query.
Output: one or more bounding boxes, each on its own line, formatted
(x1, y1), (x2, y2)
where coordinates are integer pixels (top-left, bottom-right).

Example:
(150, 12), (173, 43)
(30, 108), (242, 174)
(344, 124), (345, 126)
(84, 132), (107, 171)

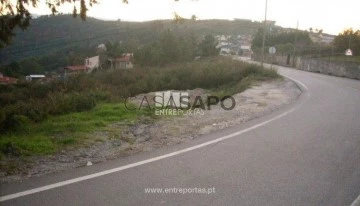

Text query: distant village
(0, 27), (335, 85)
(215, 34), (253, 57)
(0, 44), (134, 85)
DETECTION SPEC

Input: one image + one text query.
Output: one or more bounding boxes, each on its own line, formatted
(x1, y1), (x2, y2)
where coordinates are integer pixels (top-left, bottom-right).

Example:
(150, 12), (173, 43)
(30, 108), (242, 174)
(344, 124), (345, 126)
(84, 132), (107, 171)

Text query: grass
(0, 57), (280, 159)
(0, 103), (151, 157)
(211, 66), (281, 98)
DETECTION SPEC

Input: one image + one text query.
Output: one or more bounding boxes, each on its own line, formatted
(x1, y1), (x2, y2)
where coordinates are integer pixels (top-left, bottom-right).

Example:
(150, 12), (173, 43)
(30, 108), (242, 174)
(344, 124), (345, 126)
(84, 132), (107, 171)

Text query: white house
(240, 45), (251, 50)
(25, 75), (46, 81)
(220, 47), (231, 55)
(216, 42), (230, 49)
(85, 56), (100, 73)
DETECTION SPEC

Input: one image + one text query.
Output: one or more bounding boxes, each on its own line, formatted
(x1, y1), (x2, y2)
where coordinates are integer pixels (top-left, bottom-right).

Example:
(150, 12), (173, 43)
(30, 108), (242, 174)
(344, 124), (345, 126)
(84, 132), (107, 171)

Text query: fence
(252, 53), (360, 80)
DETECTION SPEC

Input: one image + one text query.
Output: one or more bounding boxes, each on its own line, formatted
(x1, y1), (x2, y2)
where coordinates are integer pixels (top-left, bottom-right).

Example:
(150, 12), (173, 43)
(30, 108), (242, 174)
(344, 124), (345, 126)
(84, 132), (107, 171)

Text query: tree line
(252, 27), (360, 57)
(334, 29), (360, 56)
(134, 30), (218, 67)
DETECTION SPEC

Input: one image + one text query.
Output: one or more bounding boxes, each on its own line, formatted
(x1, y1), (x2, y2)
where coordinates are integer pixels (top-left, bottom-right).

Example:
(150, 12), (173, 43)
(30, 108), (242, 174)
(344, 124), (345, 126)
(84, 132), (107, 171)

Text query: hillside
(0, 15), (263, 64)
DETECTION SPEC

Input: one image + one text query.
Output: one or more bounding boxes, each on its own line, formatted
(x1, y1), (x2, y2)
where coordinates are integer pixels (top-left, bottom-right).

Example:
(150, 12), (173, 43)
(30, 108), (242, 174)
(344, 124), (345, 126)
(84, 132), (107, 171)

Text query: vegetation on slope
(0, 15), (262, 65)
(0, 57), (279, 159)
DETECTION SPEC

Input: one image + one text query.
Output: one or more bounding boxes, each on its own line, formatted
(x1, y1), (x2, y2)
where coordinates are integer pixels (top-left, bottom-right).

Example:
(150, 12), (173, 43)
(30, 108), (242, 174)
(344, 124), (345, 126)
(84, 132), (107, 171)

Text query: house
(262, 20), (276, 26)
(310, 33), (335, 45)
(64, 65), (87, 76)
(239, 45), (253, 56)
(25, 75), (46, 82)
(123, 53), (134, 57)
(216, 42), (229, 49)
(63, 55), (102, 77)
(220, 47), (231, 55)
(109, 55), (133, 70)
(85, 56), (100, 73)
(218, 35), (227, 41)
(0, 73), (18, 85)
(234, 18), (252, 23)
(321, 35), (335, 45)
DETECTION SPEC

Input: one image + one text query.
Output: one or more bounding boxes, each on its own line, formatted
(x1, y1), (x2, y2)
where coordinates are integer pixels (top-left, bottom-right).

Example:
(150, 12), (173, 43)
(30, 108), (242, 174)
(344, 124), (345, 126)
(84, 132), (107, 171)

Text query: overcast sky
(29, 0), (360, 35)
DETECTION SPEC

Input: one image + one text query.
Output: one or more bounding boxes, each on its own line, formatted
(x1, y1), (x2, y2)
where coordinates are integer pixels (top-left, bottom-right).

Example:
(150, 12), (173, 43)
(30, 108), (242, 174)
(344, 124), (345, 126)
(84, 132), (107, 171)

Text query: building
(262, 20), (276, 26)
(64, 65), (87, 76)
(234, 18), (252, 23)
(239, 45), (253, 56)
(309, 33), (335, 45)
(109, 55), (133, 70)
(0, 72), (18, 84)
(25, 75), (46, 82)
(320, 34), (335, 45)
(220, 47), (231, 55)
(85, 56), (100, 73)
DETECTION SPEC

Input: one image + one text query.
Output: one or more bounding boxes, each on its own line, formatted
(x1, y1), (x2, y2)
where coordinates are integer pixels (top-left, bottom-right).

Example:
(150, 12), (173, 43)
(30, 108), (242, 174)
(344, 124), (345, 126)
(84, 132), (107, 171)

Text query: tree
(0, 0), (129, 48)
(173, 12), (186, 24)
(123, 38), (139, 53)
(252, 28), (312, 49)
(134, 30), (197, 66)
(199, 35), (219, 57)
(105, 41), (125, 57)
(334, 29), (360, 56)
(191, 15), (197, 21)
(1, 61), (23, 77)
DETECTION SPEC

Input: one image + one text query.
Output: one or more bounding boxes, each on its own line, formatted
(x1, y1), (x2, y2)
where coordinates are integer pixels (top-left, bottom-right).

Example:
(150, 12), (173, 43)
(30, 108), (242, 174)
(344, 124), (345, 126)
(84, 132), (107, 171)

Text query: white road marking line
(351, 194), (360, 206)
(280, 73), (309, 91)
(0, 108), (296, 202)
(0, 75), (308, 203)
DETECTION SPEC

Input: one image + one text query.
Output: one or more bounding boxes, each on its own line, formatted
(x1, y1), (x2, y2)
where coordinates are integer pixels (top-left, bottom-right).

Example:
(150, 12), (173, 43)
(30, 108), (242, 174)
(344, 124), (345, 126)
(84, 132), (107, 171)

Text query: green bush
(0, 112), (32, 134)
(46, 92), (97, 115)
(72, 93), (97, 112)
(0, 142), (22, 157)
(11, 115), (31, 133)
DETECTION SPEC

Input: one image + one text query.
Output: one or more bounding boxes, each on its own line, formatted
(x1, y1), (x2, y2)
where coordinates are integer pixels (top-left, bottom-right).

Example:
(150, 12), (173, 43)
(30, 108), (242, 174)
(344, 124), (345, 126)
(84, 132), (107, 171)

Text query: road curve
(1, 65), (360, 206)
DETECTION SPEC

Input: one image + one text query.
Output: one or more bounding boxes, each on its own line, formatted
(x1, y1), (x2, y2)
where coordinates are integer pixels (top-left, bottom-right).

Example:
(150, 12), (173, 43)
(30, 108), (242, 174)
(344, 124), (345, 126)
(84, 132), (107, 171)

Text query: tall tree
(199, 35), (219, 57)
(159, 30), (180, 64)
(334, 29), (360, 56)
(252, 28), (312, 49)
(191, 15), (197, 21)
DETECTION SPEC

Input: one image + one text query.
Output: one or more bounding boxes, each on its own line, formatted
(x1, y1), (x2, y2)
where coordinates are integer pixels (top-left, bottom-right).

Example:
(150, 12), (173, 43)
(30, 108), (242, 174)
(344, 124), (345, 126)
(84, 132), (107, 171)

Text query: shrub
(72, 93), (97, 112)
(0, 142), (22, 157)
(11, 115), (31, 133)
(46, 92), (97, 115)
(0, 57), (279, 135)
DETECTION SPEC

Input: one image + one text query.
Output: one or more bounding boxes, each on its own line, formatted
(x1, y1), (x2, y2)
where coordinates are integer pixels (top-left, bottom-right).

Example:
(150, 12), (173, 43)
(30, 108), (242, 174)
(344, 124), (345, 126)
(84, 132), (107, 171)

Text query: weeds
(0, 57), (279, 157)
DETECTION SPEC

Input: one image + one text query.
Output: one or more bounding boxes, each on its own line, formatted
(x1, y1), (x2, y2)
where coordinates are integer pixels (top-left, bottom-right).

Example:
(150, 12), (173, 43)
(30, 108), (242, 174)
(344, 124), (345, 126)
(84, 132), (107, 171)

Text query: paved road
(1, 65), (360, 206)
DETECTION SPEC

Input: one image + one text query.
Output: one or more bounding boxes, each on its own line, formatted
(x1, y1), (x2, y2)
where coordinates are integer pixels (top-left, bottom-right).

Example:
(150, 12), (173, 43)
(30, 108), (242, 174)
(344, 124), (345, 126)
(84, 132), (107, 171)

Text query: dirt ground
(0, 79), (301, 183)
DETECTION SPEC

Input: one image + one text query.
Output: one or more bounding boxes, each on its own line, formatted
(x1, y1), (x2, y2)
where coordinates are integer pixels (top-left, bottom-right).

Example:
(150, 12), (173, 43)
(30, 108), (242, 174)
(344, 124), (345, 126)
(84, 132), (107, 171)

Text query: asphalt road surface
(1, 65), (360, 206)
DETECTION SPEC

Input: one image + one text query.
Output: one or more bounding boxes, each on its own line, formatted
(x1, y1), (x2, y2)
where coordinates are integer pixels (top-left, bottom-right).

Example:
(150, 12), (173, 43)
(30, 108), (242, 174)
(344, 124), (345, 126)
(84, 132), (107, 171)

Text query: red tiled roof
(115, 56), (131, 62)
(64, 65), (87, 71)
(0, 76), (18, 84)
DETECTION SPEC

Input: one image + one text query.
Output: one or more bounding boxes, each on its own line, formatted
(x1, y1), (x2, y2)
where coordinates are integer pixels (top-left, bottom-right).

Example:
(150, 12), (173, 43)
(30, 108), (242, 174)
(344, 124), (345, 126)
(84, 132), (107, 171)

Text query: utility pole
(261, 0), (268, 67)
(293, 20), (298, 67)
(348, 35), (351, 49)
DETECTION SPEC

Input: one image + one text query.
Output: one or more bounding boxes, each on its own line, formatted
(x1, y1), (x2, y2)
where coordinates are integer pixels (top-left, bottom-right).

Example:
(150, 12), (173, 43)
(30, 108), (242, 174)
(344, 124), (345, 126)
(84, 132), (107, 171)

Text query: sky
(28, 0), (360, 35)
